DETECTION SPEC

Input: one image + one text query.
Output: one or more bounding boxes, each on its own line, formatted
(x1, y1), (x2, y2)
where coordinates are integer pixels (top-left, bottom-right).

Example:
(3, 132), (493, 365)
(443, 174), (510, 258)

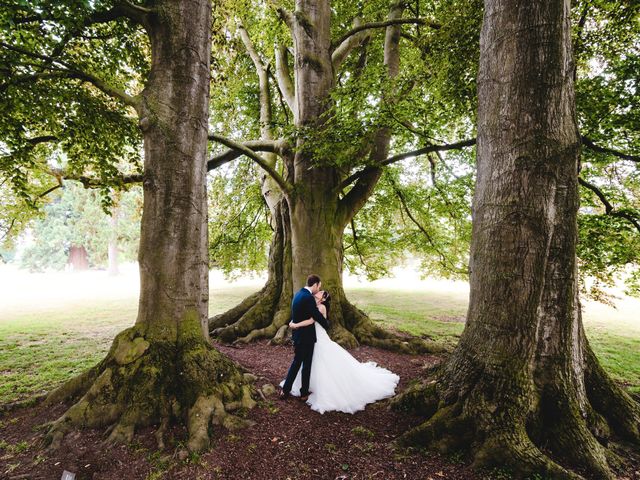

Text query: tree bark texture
(45, 0), (256, 453)
(392, 1), (640, 478)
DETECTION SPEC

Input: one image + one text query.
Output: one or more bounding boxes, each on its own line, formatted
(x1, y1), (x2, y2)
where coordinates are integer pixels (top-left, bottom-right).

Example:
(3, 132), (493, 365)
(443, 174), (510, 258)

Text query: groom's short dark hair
(306, 274), (321, 287)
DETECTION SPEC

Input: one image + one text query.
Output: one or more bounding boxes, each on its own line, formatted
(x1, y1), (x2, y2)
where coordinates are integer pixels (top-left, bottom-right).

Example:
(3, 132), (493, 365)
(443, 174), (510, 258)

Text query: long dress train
(283, 323), (400, 414)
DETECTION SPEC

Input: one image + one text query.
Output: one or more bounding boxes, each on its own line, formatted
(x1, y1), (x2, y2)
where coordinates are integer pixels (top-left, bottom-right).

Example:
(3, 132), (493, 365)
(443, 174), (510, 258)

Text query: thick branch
(207, 139), (288, 169)
(208, 134), (292, 195)
(337, 3), (405, 225)
(338, 167), (383, 226)
(338, 138), (476, 191)
(45, 3), (152, 62)
(579, 177), (640, 233)
(276, 7), (294, 30)
(581, 136), (640, 162)
(275, 45), (295, 112)
(7, 2), (151, 28)
(332, 17), (369, 70)
(332, 18), (440, 51)
(48, 168), (143, 189)
(238, 21), (275, 149)
(27, 135), (59, 146)
(238, 21), (266, 71)
(82, 2), (152, 26)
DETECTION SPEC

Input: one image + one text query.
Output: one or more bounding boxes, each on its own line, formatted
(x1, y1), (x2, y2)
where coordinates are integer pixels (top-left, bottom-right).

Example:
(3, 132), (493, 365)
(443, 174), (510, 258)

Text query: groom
(279, 274), (330, 401)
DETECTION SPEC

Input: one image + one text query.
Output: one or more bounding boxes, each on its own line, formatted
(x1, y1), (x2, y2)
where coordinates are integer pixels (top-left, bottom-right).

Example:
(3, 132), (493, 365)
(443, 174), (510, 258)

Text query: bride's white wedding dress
(285, 323), (400, 414)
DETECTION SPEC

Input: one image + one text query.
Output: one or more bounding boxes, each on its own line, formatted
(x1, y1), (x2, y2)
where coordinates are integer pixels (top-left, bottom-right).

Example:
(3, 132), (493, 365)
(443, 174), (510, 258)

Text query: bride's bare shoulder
(318, 304), (327, 317)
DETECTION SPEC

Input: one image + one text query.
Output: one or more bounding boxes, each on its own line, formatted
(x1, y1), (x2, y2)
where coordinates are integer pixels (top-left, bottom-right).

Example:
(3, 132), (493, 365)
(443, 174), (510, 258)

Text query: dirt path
(0, 342), (485, 480)
(3, 341), (639, 479)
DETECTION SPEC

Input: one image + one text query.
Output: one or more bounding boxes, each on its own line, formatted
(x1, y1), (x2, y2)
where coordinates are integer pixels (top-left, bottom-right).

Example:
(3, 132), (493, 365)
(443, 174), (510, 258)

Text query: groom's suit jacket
(291, 287), (329, 345)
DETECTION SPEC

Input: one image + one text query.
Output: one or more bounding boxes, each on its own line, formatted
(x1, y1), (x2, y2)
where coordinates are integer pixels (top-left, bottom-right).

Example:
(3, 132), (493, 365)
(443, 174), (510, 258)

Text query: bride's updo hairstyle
(322, 291), (331, 317)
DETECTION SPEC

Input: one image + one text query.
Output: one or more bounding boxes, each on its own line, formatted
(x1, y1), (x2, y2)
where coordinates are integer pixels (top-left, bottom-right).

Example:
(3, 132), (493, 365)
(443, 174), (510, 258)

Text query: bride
(284, 291), (400, 414)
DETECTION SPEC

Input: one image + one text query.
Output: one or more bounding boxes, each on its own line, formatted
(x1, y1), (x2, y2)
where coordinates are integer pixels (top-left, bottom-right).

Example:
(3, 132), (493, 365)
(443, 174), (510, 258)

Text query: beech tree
(207, 0), (474, 350)
(392, 1), (640, 478)
(1, 0), (256, 451)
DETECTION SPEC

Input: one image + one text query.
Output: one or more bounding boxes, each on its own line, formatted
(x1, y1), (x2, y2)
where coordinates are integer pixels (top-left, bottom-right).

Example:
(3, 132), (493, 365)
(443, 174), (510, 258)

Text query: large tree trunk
(392, 1), (640, 478)
(210, 0), (442, 354)
(44, 0), (255, 453)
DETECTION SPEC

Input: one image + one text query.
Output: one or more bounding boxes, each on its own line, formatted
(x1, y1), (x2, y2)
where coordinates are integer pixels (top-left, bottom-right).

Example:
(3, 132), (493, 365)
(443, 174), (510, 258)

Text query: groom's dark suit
(282, 287), (330, 397)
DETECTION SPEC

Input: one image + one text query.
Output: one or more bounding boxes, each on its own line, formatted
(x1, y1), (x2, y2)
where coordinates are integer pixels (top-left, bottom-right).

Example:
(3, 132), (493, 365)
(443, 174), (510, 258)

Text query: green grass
(0, 278), (638, 405)
(346, 286), (467, 349)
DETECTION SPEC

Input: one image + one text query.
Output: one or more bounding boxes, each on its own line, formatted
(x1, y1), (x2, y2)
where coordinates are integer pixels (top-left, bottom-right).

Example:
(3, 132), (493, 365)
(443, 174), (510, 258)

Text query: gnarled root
(210, 287), (448, 354)
(211, 285), (280, 343)
(44, 325), (256, 453)
(392, 359), (638, 479)
(343, 300), (447, 354)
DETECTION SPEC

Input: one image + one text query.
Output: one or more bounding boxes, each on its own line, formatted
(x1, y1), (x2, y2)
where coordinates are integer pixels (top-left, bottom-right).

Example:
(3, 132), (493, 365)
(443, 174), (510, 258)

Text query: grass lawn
(1, 267), (639, 405)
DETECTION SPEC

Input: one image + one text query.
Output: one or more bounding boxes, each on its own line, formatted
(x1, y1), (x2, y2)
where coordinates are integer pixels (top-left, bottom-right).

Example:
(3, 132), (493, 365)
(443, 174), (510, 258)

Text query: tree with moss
(1, 0), (255, 452)
(206, 0), (476, 351)
(392, 1), (640, 477)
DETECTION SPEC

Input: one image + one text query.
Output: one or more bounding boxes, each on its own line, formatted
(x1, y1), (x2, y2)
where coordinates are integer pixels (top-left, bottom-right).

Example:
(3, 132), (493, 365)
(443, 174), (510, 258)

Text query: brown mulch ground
(1, 343), (638, 480)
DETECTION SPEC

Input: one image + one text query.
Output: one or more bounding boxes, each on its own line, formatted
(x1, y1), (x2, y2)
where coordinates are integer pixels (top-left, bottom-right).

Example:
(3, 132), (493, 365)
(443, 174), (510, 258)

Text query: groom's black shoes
(278, 388), (290, 400)
(299, 392), (312, 402)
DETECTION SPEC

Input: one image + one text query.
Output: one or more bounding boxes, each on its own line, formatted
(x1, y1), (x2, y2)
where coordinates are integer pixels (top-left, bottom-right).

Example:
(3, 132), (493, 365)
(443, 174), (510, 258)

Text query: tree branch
(338, 138), (476, 191)
(275, 45), (295, 112)
(390, 177), (467, 275)
(208, 134), (292, 195)
(276, 7), (294, 30)
(8, 2), (151, 28)
(26, 135), (59, 146)
(337, 3), (406, 226)
(77, 2), (152, 27)
(1, 43), (140, 110)
(237, 20), (276, 151)
(338, 167), (383, 227)
(331, 17), (440, 51)
(207, 139), (289, 169)
(579, 177), (640, 233)
(0, 218), (16, 243)
(268, 68), (291, 124)
(48, 168), (143, 189)
(348, 217), (372, 273)
(38, 184), (63, 198)
(332, 17), (370, 70)
(237, 21), (266, 71)
(581, 136), (640, 162)
(45, 3), (152, 62)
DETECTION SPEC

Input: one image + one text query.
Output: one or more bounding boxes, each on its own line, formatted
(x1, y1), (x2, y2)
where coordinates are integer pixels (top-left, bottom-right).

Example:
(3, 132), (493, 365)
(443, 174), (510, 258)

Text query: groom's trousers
(282, 342), (315, 396)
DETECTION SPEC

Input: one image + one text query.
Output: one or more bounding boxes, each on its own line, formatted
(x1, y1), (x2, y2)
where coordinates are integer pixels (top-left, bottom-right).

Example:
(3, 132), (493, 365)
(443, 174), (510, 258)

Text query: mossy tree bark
(45, 0), (255, 453)
(209, 0), (443, 354)
(392, 1), (640, 478)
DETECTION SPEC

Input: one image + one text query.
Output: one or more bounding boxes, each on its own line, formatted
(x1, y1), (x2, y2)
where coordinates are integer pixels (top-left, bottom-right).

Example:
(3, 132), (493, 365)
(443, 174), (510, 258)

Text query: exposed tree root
(44, 322), (256, 453)
(584, 347), (640, 443)
(211, 286), (446, 354)
(392, 349), (640, 480)
(209, 195), (446, 353)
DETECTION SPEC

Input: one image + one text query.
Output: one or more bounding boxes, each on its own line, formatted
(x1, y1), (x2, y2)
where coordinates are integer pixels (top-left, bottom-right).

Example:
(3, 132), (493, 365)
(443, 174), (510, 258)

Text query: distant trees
(20, 182), (141, 272)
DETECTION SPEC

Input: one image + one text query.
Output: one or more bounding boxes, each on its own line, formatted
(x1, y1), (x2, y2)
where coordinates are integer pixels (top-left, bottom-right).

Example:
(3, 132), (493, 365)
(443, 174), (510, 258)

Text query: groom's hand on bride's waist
(289, 318), (314, 329)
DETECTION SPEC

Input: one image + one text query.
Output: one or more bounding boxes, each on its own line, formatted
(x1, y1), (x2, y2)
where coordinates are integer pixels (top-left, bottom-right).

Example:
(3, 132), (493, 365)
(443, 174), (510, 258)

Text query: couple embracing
(279, 274), (400, 414)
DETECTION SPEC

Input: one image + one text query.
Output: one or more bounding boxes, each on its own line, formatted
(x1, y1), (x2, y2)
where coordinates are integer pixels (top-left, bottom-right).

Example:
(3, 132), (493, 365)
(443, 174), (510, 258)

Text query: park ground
(1, 264), (639, 479)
